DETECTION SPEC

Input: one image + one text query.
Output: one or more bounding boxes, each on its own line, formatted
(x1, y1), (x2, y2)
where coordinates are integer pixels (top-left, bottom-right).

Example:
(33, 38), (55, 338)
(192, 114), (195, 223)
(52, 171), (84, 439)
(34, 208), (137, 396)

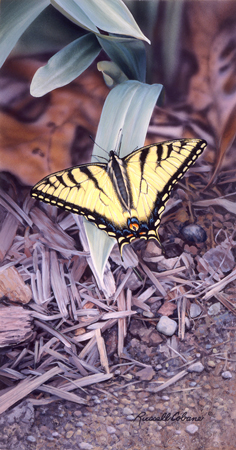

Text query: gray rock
(76, 422), (85, 427)
(188, 362), (204, 373)
(222, 371), (232, 379)
(208, 302), (221, 315)
(143, 311), (154, 318)
(190, 303), (202, 318)
(123, 407), (133, 415)
(126, 415), (135, 420)
(27, 435), (36, 442)
(6, 401), (34, 425)
(156, 316), (177, 336)
(185, 317), (191, 328)
(186, 424), (198, 434)
(79, 443), (93, 450)
(106, 426), (116, 434)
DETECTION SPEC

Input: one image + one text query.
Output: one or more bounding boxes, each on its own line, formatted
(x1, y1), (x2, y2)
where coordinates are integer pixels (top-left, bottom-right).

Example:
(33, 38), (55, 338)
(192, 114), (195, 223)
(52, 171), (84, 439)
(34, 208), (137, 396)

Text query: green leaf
(30, 33), (101, 97)
(93, 80), (163, 159)
(51, 0), (150, 43)
(51, 0), (99, 32)
(0, 0), (50, 68)
(84, 80), (164, 280)
(97, 36), (146, 82)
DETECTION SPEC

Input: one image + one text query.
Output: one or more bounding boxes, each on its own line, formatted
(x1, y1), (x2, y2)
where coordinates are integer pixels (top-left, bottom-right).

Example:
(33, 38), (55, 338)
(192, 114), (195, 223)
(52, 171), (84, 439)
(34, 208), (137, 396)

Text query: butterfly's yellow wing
(31, 138), (207, 255)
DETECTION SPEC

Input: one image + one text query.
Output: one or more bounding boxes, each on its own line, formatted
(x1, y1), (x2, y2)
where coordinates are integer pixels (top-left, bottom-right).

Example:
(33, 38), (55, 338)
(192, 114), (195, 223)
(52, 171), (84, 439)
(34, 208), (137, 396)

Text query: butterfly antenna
(92, 154), (108, 162)
(89, 135), (109, 156)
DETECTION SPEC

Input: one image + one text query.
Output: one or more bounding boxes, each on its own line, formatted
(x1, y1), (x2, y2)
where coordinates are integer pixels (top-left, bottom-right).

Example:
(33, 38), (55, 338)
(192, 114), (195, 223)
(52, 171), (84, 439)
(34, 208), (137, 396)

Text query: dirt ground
(1, 309), (236, 450)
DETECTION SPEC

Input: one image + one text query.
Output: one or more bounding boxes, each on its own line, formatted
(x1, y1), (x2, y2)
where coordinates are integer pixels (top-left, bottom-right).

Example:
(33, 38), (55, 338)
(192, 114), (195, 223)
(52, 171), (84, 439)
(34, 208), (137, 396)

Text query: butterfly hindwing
(124, 138), (207, 244)
(31, 138), (207, 255)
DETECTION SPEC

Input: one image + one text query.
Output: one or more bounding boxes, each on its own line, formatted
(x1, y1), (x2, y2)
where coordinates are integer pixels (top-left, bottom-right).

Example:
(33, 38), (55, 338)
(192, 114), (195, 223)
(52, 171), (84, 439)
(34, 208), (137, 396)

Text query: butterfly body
(31, 138), (207, 255)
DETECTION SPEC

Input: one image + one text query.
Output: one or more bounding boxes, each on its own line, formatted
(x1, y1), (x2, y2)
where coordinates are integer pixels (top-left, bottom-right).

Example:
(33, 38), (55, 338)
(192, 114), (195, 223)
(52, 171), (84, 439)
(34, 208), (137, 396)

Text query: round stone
(208, 360), (216, 368)
(156, 316), (177, 336)
(190, 303), (202, 318)
(222, 371), (232, 379)
(123, 407), (133, 415)
(208, 303), (221, 315)
(188, 362), (204, 373)
(186, 424), (198, 434)
(106, 426), (116, 434)
(27, 436), (36, 443)
(78, 443), (93, 450)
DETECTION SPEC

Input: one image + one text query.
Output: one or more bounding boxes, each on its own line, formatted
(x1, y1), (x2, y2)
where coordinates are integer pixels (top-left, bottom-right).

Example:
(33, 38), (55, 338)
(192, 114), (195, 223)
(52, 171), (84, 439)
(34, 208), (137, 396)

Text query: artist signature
(133, 411), (204, 426)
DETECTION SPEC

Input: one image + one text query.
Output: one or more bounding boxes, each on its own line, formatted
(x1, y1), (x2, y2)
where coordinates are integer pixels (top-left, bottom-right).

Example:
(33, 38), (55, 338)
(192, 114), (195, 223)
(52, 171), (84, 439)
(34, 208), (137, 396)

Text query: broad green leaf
(50, 0), (99, 32)
(97, 36), (146, 82)
(84, 80), (164, 280)
(51, 0), (150, 43)
(93, 80), (163, 159)
(30, 33), (101, 97)
(0, 0), (50, 68)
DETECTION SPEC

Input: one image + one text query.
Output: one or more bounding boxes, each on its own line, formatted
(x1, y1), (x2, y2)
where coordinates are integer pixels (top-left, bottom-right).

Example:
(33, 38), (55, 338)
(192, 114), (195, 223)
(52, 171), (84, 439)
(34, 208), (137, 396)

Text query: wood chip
(0, 266), (32, 304)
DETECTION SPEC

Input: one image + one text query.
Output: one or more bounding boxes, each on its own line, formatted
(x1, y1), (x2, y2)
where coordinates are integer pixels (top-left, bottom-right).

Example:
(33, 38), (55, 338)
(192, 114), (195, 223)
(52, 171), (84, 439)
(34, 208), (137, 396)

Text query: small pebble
(156, 316), (177, 336)
(149, 406), (155, 411)
(181, 224), (206, 243)
(79, 443), (93, 450)
(162, 395), (169, 401)
(189, 381), (197, 387)
(186, 424), (198, 435)
(185, 317), (191, 328)
(208, 303), (221, 316)
(205, 344), (212, 349)
(188, 362), (204, 373)
(126, 415), (135, 421)
(123, 407), (133, 415)
(190, 303), (202, 318)
(52, 432), (59, 437)
(155, 364), (162, 371)
(107, 426), (116, 434)
(208, 360), (216, 368)
(222, 371), (232, 379)
(114, 369), (121, 375)
(123, 374), (133, 381)
(27, 436), (36, 443)
(143, 311), (154, 318)
(66, 430), (74, 439)
(76, 422), (85, 427)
